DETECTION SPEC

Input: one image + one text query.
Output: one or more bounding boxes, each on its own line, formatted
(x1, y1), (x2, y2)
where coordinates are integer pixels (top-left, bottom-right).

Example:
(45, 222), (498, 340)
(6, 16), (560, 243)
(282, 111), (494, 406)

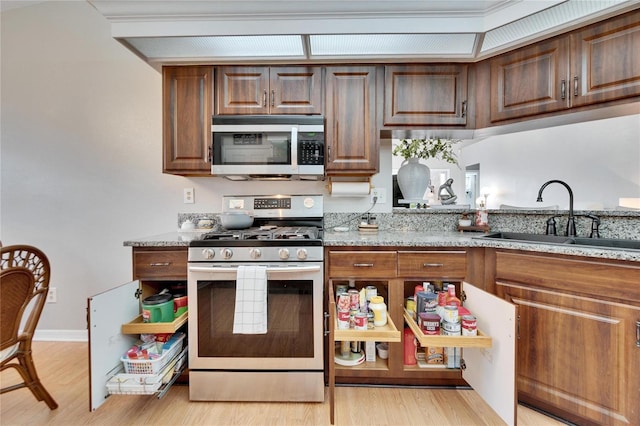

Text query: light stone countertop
(124, 230), (640, 262)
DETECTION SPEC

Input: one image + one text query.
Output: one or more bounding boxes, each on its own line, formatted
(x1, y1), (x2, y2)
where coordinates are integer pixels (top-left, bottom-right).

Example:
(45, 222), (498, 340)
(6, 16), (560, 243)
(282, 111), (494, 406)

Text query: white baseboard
(34, 329), (88, 342)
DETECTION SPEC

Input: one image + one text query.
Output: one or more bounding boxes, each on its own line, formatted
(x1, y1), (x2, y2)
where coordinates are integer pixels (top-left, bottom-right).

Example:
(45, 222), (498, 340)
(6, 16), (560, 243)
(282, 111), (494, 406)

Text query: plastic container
(376, 343), (389, 359)
(141, 293), (174, 323)
(121, 333), (185, 375)
(369, 296), (387, 327)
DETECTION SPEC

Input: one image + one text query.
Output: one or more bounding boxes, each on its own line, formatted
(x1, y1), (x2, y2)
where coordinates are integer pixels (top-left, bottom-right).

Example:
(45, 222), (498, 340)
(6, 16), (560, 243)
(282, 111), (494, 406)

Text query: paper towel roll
(330, 182), (371, 197)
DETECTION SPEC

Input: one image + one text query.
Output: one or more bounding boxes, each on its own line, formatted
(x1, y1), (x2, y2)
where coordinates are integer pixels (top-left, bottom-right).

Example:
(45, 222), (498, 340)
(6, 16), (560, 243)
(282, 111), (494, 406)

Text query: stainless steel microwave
(211, 115), (325, 180)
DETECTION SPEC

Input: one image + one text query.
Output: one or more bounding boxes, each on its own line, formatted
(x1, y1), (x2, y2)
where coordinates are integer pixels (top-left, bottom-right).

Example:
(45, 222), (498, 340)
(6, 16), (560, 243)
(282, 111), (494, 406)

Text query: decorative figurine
(438, 178), (457, 205)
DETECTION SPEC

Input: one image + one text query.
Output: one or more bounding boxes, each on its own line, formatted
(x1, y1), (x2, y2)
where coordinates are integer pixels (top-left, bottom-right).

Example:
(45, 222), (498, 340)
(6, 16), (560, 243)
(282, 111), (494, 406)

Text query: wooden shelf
(121, 311), (188, 335)
(334, 314), (401, 342)
(403, 309), (492, 348)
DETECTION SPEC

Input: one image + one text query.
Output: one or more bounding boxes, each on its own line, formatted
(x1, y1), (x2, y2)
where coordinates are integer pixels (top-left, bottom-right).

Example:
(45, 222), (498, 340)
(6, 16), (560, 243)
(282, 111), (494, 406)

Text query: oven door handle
(188, 265), (322, 274)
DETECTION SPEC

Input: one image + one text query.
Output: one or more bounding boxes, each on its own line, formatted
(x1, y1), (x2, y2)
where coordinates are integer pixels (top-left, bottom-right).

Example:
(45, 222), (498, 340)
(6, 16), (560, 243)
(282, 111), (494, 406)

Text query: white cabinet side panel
(462, 282), (517, 426)
(87, 281), (139, 411)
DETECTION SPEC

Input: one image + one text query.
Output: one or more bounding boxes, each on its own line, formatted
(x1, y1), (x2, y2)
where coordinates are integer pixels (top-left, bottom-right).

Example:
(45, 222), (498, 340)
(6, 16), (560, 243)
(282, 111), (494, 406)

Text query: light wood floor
(0, 341), (567, 425)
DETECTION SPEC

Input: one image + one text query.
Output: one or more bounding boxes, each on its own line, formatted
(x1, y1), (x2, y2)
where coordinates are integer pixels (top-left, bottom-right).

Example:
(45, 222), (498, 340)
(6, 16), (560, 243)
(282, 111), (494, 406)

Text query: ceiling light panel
(126, 35), (305, 59)
(482, 0), (629, 52)
(309, 34), (477, 56)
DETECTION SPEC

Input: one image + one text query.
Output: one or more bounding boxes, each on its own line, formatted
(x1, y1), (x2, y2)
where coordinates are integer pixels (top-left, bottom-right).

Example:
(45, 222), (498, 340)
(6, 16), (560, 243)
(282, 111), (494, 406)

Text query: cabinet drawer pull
(353, 263), (374, 267)
(636, 320), (640, 347)
(150, 262), (171, 267)
(423, 263), (444, 267)
(561, 80), (566, 100)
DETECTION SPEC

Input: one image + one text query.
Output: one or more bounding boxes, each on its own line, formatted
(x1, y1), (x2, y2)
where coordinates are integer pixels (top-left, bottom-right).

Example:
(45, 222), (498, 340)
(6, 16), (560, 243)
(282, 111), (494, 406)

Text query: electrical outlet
(371, 188), (387, 204)
(184, 188), (195, 204)
(47, 287), (57, 303)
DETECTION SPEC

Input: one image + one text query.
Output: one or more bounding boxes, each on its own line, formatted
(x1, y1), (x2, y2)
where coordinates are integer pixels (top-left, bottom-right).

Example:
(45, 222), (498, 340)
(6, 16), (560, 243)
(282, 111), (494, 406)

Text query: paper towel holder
(327, 177), (372, 197)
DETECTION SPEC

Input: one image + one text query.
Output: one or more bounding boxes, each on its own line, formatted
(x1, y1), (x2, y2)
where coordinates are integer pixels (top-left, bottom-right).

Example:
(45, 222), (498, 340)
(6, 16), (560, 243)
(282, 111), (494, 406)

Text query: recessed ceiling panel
(310, 34), (477, 56)
(482, 0), (630, 52)
(126, 35), (305, 59)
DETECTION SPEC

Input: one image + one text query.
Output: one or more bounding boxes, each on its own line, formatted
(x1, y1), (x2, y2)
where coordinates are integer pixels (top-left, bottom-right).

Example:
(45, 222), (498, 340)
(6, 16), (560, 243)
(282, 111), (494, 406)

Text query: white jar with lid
(369, 296), (387, 327)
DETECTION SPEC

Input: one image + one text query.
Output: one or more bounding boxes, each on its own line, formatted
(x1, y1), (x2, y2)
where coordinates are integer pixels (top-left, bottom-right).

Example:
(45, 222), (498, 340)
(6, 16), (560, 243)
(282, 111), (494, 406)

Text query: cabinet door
(462, 282), (517, 426)
(384, 65), (468, 126)
(325, 66), (379, 175)
(163, 66), (213, 175)
(496, 281), (640, 426)
(490, 38), (570, 122)
(269, 66), (323, 114)
(88, 281), (139, 411)
(216, 66), (270, 114)
(570, 11), (640, 107)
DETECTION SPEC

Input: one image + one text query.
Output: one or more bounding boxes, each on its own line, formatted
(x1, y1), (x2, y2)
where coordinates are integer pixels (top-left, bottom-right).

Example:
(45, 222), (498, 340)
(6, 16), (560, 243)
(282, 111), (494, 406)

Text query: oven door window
(213, 132), (291, 166)
(197, 279), (313, 358)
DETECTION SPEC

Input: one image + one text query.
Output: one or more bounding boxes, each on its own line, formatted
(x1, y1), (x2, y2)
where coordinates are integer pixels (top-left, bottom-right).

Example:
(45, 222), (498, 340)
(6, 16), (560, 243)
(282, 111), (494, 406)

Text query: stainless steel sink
(478, 232), (640, 251)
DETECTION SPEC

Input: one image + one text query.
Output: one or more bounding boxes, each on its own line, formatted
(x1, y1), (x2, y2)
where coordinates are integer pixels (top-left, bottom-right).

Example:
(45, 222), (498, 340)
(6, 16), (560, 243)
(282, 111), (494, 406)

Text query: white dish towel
(232, 265), (268, 334)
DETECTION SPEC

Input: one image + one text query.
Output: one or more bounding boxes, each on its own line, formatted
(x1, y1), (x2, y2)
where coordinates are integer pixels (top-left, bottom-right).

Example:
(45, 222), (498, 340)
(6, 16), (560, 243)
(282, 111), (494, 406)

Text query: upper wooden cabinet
(570, 11), (640, 107)
(216, 66), (323, 115)
(324, 66), (379, 175)
(490, 11), (640, 122)
(490, 38), (570, 121)
(384, 65), (469, 126)
(163, 66), (213, 175)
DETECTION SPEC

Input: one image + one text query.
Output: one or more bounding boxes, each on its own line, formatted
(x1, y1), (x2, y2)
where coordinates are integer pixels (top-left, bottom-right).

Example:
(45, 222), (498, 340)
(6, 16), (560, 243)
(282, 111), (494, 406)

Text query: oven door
(187, 262), (323, 371)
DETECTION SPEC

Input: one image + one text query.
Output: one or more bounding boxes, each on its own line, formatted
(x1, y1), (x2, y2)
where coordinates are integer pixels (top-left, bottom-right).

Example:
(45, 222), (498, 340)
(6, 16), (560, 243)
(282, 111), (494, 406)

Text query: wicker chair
(1, 245), (58, 409)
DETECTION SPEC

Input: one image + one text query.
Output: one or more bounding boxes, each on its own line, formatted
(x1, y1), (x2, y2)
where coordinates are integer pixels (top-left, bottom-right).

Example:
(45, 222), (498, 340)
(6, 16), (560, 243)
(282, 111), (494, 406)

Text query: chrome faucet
(537, 180), (576, 237)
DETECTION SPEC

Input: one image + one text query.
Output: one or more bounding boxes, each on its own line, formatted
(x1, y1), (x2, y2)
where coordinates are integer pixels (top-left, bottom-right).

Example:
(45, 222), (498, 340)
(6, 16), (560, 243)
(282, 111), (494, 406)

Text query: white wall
(462, 114), (640, 210)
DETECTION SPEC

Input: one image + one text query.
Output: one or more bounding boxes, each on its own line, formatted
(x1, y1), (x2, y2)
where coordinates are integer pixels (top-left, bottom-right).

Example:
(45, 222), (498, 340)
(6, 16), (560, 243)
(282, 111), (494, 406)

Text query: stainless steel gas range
(187, 195), (324, 402)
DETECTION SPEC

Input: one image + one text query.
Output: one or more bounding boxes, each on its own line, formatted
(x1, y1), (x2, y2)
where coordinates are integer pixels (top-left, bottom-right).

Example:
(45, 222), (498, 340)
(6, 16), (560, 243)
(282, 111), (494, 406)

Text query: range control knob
(202, 248), (215, 260)
(296, 248), (308, 260)
(221, 248), (233, 260)
(278, 248), (290, 260)
(249, 248), (262, 259)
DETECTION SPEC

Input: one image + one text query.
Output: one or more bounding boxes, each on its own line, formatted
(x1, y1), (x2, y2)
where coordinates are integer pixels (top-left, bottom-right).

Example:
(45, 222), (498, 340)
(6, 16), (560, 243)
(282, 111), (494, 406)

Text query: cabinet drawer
(133, 248), (187, 280)
(328, 251), (397, 278)
(397, 250), (466, 278)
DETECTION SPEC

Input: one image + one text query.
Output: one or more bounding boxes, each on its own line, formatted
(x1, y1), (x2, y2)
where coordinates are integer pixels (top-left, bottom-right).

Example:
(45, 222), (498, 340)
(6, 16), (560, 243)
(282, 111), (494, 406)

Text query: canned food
(336, 292), (350, 311)
(354, 313), (367, 330)
(461, 315), (477, 336)
(443, 304), (459, 323)
(336, 284), (348, 294)
(418, 313), (441, 335)
(405, 297), (416, 313)
(365, 285), (378, 301)
(337, 310), (350, 330)
(442, 320), (461, 334)
(348, 289), (360, 310)
(349, 308), (359, 328)
(414, 284), (424, 300)
(437, 291), (448, 307)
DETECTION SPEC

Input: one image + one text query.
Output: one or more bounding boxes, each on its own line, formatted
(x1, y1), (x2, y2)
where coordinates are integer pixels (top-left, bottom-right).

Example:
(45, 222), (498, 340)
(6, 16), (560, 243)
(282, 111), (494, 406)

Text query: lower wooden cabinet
(494, 250), (640, 426)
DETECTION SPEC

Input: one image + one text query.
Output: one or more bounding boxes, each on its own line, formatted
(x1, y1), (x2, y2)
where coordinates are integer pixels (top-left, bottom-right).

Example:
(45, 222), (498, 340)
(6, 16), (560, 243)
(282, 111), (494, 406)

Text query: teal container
(141, 293), (174, 323)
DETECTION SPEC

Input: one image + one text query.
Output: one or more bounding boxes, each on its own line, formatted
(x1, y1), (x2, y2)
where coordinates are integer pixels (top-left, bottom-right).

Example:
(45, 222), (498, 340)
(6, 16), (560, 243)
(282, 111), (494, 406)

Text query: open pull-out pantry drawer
(88, 281), (188, 411)
(404, 282), (518, 426)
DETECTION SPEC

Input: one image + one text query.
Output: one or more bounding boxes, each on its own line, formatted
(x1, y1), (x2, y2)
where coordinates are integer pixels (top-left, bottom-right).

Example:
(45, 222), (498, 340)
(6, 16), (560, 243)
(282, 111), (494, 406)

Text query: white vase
(397, 158), (430, 201)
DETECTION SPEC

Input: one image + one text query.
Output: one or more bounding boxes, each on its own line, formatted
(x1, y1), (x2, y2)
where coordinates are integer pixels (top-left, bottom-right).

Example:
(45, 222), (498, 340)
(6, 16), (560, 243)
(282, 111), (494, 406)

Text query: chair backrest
(0, 245), (51, 351)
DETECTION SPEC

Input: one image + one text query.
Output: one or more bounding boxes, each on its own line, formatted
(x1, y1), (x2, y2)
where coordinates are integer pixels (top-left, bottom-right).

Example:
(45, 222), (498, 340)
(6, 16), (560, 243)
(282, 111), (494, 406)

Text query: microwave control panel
(299, 139), (324, 165)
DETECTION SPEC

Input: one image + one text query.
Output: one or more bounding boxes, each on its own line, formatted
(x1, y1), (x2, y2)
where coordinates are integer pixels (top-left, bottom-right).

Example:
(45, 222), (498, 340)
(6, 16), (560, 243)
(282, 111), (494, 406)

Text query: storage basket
(121, 333), (185, 375)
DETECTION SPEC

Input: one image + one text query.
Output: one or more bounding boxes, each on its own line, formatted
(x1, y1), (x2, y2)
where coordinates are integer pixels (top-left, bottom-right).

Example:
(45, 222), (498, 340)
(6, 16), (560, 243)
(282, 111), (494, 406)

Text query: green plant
(392, 138), (460, 165)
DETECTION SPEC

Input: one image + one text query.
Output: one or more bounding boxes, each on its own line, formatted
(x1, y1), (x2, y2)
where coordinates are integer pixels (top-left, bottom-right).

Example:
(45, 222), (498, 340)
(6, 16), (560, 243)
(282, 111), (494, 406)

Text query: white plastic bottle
(369, 296), (387, 327)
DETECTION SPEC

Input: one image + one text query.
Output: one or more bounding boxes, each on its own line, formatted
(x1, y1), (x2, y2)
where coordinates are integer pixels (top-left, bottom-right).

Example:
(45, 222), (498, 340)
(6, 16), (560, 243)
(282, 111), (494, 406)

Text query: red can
(337, 310), (350, 330)
(354, 313), (367, 330)
(348, 289), (360, 310)
(461, 315), (477, 336)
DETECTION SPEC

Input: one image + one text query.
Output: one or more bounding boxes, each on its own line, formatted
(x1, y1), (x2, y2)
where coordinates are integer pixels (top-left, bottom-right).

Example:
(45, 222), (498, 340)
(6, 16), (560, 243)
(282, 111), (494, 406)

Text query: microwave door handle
(291, 127), (298, 171)
(188, 265), (321, 274)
